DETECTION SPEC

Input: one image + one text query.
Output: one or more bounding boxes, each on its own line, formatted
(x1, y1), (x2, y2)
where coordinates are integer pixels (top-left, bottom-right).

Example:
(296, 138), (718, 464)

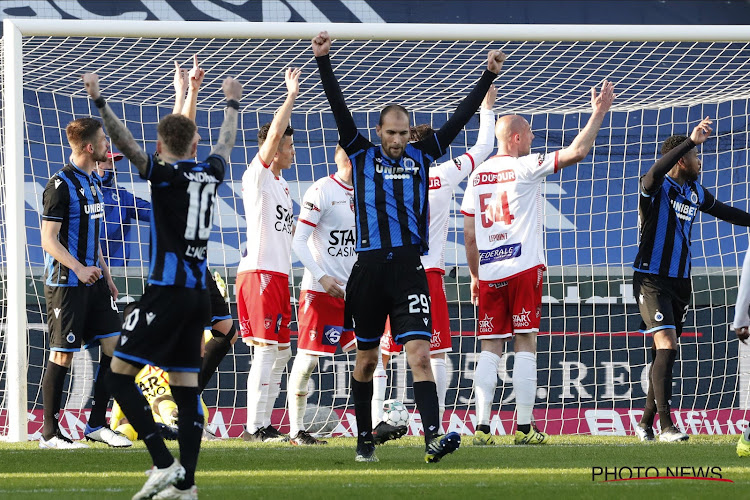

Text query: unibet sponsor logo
(84, 202), (105, 219)
(479, 243), (522, 265)
(328, 229), (356, 257)
(374, 156), (420, 179)
(670, 198), (698, 221)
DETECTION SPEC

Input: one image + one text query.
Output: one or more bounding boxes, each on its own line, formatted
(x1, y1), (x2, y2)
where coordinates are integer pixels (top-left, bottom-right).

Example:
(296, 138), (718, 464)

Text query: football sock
(514, 351), (537, 428)
(474, 350), (500, 427)
(87, 353), (111, 429)
(263, 348), (291, 428)
(653, 349), (677, 431)
(42, 360), (69, 440)
(107, 371), (172, 468)
(351, 376), (373, 443)
(198, 325), (235, 392)
(430, 357), (447, 427)
(371, 356), (387, 425)
(413, 380), (440, 443)
(640, 346), (658, 428)
(245, 345), (275, 433)
(171, 385), (202, 489)
(476, 424), (491, 434)
(288, 352), (318, 437)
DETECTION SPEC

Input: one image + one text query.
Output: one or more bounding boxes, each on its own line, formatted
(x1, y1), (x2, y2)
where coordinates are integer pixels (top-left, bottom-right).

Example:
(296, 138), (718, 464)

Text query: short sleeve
(342, 133), (373, 158)
(518, 152), (559, 181)
(298, 182), (326, 228)
(242, 153), (273, 192)
(460, 173), (476, 216)
(42, 175), (70, 221)
(143, 154), (178, 183)
(205, 154), (227, 183)
(435, 154), (473, 189)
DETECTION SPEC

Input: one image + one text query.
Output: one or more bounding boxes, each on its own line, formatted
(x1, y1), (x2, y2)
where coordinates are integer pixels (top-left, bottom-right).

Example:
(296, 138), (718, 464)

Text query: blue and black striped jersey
(344, 134), (444, 253)
(633, 175), (715, 278)
(42, 163), (105, 287)
(143, 153), (225, 289)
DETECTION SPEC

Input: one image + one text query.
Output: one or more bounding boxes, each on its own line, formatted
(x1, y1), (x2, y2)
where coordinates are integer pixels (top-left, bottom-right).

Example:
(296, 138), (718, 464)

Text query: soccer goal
(2, 20), (750, 442)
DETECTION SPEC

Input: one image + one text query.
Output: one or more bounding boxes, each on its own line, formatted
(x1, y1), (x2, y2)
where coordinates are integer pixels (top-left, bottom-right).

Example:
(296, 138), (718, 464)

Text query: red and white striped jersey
(297, 173), (356, 293)
(238, 154), (293, 275)
(461, 152), (559, 282)
(422, 107), (495, 273)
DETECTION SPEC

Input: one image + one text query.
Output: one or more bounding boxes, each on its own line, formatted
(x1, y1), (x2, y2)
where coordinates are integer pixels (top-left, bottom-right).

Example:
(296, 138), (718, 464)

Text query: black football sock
(171, 385), (203, 489)
(42, 360), (69, 440)
(413, 381), (440, 444)
(87, 354), (112, 429)
(640, 346), (658, 428)
(198, 327), (234, 392)
(351, 376), (373, 443)
(652, 349), (677, 431)
(476, 424), (491, 434)
(517, 424), (531, 434)
(107, 371), (173, 468)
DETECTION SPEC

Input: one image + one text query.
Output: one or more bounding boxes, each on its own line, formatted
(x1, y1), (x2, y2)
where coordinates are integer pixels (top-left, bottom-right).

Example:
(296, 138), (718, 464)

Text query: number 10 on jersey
(479, 192), (515, 228)
(185, 182), (217, 240)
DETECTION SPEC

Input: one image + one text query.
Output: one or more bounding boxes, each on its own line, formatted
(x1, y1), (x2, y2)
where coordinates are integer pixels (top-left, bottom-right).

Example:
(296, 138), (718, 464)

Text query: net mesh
(2, 34), (750, 439)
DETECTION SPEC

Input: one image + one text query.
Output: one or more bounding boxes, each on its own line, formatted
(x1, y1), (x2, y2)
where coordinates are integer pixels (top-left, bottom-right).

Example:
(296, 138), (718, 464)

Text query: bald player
(462, 81), (615, 445)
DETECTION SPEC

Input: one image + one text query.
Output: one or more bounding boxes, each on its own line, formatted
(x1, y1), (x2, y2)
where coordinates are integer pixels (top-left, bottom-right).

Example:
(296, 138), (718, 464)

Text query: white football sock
(513, 351), (537, 426)
(246, 345), (275, 433)
(474, 350), (501, 427)
(430, 357), (447, 429)
(287, 352), (318, 437)
(263, 347), (292, 428)
(371, 355), (387, 425)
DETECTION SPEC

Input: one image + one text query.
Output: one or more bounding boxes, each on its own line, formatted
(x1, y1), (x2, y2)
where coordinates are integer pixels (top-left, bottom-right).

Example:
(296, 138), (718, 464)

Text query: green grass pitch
(1, 435), (748, 499)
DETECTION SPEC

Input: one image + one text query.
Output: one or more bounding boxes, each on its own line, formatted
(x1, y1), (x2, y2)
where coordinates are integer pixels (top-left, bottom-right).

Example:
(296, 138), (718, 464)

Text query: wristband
(226, 99), (240, 111)
(93, 97), (106, 109)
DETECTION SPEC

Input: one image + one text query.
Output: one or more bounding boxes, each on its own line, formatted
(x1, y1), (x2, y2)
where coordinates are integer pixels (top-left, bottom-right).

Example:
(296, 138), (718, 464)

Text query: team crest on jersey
(690, 191), (698, 204)
(264, 316), (272, 330)
(453, 158), (462, 170)
(347, 193), (354, 213)
(403, 158), (416, 170)
(66, 332), (76, 344)
(537, 153), (546, 166)
(309, 329), (318, 341)
(655, 310), (664, 322)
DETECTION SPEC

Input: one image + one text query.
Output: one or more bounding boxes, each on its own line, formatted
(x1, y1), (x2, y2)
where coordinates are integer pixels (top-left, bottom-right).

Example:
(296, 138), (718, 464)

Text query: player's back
(463, 153), (558, 281)
(299, 173), (356, 292)
(145, 154), (225, 289)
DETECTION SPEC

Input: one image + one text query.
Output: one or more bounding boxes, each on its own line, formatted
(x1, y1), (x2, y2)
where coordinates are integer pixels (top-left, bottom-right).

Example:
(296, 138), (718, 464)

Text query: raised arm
(257, 67), (300, 165)
(464, 85), (497, 164)
(641, 117), (713, 193)
(312, 31), (359, 148)
(82, 73), (149, 177)
(433, 51), (504, 154)
(209, 77), (243, 160)
(556, 81), (616, 170)
(173, 60), (189, 115)
(181, 55), (205, 121)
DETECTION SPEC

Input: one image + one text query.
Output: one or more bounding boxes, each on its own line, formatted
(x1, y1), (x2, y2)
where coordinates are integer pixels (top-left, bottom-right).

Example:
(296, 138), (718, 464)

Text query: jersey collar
(331, 172), (353, 191)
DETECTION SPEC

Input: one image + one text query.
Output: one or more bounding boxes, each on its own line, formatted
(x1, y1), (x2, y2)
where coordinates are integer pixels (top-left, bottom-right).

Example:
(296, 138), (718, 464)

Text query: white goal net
(2, 21), (750, 441)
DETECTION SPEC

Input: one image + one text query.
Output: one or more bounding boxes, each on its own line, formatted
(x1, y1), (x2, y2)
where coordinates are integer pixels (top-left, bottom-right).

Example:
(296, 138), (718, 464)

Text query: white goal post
(3, 20), (750, 443)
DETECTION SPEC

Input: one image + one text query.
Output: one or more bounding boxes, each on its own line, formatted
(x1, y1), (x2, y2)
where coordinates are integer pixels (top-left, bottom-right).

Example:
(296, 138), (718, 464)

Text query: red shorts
(380, 270), (452, 355)
(236, 271), (291, 346)
(297, 290), (356, 356)
(478, 265), (544, 339)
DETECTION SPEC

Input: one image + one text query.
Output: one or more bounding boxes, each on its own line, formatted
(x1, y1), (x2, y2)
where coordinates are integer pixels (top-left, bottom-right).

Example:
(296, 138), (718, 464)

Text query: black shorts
(344, 246), (432, 350)
(44, 279), (121, 352)
(633, 271), (691, 337)
(208, 272), (231, 326)
(115, 285), (210, 372)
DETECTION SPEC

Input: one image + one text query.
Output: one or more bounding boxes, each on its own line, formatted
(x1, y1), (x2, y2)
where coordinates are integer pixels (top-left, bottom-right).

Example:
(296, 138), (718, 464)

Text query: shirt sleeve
(518, 152), (559, 181)
(42, 175), (70, 221)
(142, 154), (178, 183)
(460, 174), (476, 216)
(735, 249), (750, 329)
(298, 182), (325, 228)
(205, 154), (227, 183)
